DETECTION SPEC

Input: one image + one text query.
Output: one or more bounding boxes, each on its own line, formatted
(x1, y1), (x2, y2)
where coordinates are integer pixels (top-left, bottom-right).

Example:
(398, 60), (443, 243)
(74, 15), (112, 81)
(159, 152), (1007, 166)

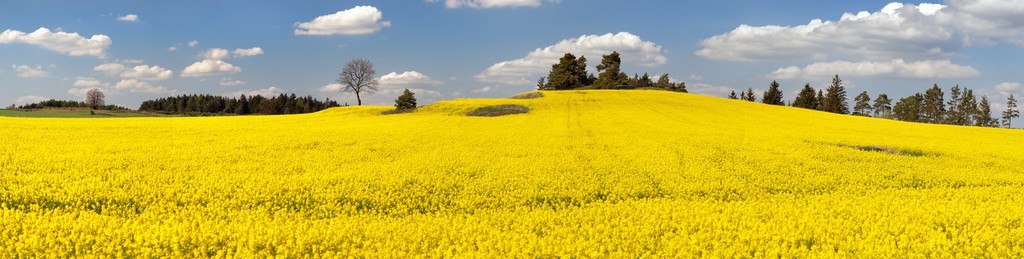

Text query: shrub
(466, 104), (529, 117)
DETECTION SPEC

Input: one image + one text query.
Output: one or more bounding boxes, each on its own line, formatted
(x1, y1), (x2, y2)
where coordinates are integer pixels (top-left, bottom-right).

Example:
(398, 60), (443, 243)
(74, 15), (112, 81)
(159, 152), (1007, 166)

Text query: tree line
(732, 74), (1019, 128)
(537, 51), (688, 92)
(138, 94), (340, 115)
(13, 98), (127, 110)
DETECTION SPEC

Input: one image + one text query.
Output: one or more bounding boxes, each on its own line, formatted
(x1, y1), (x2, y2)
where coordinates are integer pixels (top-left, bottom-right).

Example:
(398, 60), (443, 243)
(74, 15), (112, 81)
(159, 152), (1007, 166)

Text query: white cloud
(113, 79), (175, 94)
(233, 47), (264, 57)
(379, 71), (441, 87)
(767, 59), (981, 79)
(167, 46), (177, 51)
(11, 64), (48, 78)
(225, 86), (285, 97)
(471, 86), (496, 93)
(117, 14), (139, 22)
(120, 65), (173, 81)
(319, 83), (344, 92)
(0, 27), (112, 58)
(181, 59), (242, 77)
(219, 78), (245, 86)
(15, 95), (47, 104)
(93, 63), (126, 75)
(688, 74), (704, 81)
(295, 6), (392, 35)
(996, 82), (1021, 94)
(72, 76), (103, 87)
(200, 48), (230, 60)
(428, 0), (559, 8)
(689, 83), (739, 97)
(188, 40), (199, 47)
(476, 32), (667, 85)
(117, 59), (144, 64)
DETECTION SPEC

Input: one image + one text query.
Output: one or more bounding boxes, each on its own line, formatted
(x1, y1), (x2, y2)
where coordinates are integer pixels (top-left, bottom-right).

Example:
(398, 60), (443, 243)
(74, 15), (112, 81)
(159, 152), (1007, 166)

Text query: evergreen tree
(544, 53), (588, 90)
(977, 96), (996, 127)
(946, 85), (965, 125)
(922, 84), (946, 123)
(637, 73), (653, 88)
(743, 88), (756, 102)
(761, 81), (784, 105)
(673, 82), (688, 93)
(728, 91), (738, 99)
(958, 89), (978, 126)
(1003, 94), (1020, 128)
(236, 95), (250, 115)
(853, 91), (872, 116)
(893, 93), (925, 122)
(792, 84), (817, 109)
(815, 89), (825, 111)
(654, 74), (673, 89)
(536, 77), (546, 89)
(594, 51), (625, 88)
(822, 74), (849, 114)
(873, 94), (892, 118)
(394, 89), (417, 110)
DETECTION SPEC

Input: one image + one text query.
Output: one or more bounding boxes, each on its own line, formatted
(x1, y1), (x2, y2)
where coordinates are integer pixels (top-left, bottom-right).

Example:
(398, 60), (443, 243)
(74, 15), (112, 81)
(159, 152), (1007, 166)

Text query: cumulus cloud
(233, 47), (263, 57)
(427, 0), (559, 8)
(295, 6), (391, 35)
(181, 59), (242, 77)
(476, 32), (667, 85)
(117, 14), (139, 22)
(225, 86), (285, 97)
(767, 59), (981, 79)
(93, 63), (126, 75)
(995, 82), (1019, 92)
(379, 71), (441, 87)
(200, 48), (230, 60)
(113, 79), (175, 94)
(15, 95), (47, 104)
(219, 78), (245, 86)
(167, 46), (177, 51)
(188, 40), (199, 47)
(318, 83), (344, 93)
(72, 76), (103, 87)
(0, 27), (111, 57)
(11, 64), (48, 78)
(120, 65), (173, 80)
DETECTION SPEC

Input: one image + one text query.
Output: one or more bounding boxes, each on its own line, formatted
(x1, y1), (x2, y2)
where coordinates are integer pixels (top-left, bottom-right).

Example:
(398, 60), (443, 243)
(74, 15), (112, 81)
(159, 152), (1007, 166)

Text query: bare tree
(338, 59), (378, 106)
(86, 88), (105, 109)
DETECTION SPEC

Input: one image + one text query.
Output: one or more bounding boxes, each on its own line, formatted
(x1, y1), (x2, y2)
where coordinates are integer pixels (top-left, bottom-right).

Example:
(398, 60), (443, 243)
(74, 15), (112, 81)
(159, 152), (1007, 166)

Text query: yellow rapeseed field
(2, 90), (1023, 257)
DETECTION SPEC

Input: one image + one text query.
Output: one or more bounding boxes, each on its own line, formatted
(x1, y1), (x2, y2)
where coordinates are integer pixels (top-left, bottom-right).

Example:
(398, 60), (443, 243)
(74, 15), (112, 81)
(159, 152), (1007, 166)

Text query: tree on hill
(922, 84), (945, 123)
(761, 81), (784, 105)
(636, 73), (653, 88)
(815, 89), (825, 111)
(673, 82), (688, 93)
(594, 51), (626, 88)
(792, 84), (817, 109)
(236, 95), (250, 115)
(893, 93), (924, 122)
(946, 85), (965, 125)
(958, 89), (978, 126)
(339, 59), (379, 106)
(739, 88), (756, 102)
(86, 88), (105, 109)
(873, 94), (892, 118)
(822, 74), (849, 114)
(853, 91), (872, 116)
(977, 96), (997, 127)
(395, 89), (417, 111)
(536, 77), (546, 89)
(728, 91), (738, 99)
(543, 53), (589, 90)
(1003, 94), (1019, 128)
(655, 74), (673, 89)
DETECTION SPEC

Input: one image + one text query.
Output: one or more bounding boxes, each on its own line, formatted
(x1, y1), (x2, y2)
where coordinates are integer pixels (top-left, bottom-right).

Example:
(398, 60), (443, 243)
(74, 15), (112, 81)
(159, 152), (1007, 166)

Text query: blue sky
(2, 0), (1023, 124)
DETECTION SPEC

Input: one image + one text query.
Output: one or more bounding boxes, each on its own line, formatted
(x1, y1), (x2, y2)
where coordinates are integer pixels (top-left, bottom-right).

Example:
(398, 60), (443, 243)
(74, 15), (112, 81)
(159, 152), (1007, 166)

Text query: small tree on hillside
(792, 84), (817, 109)
(977, 96), (996, 127)
(922, 84), (946, 123)
(853, 91), (872, 116)
(1003, 94), (1019, 128)
(86, 88), (105, 109)
(959, 89), (978, 126)
(595, 51), (626, 88)
(743, 88), (756, 102)
(339, 59), (379, 106)
(761, 81), (784, 105)
(654, 74), (673, 89)
(822, 74), (849, 114)
(815, 89), (825, 111)
(728, 91), (738, 99)
(894, 93), (925, 122)
(545, 53), (589, 90)
(394, 89), (417, 111)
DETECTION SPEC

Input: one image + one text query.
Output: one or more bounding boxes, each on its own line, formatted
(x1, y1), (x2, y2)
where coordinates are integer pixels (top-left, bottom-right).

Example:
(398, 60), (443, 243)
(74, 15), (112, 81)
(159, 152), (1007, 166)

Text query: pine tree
(922, 84), (945, 123)
(893, 93), (924, 122)
(728, 91), (738, 99)
(761, 80), (784, 105)
(792, 84), (817, 109)
(946, 85), (964, 125)
(595, 51), (625, 88)
(236, 94), (250, 115)
(822, 74), (849, 114)
(536, 77), (546, 89)
(977, 96), (996, 127)
(815, 89), (825, 111)
(674, 82), (688, 93)
(654, 74), (673, 89)
(958, 89), (978, 126)
(873, 94), (892, 118)
(394, 89), (417, 110)
(545, 53), (589, 90)
(1003, 94), (1020, 128)
(852, 91), (871, 116)
(743, 88), (756, 102)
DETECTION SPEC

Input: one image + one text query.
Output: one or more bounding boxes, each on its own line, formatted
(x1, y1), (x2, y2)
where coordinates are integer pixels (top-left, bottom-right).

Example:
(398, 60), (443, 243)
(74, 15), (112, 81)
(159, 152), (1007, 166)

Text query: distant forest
(12, 99), (128, 111)
(138, 94), (340, 115)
